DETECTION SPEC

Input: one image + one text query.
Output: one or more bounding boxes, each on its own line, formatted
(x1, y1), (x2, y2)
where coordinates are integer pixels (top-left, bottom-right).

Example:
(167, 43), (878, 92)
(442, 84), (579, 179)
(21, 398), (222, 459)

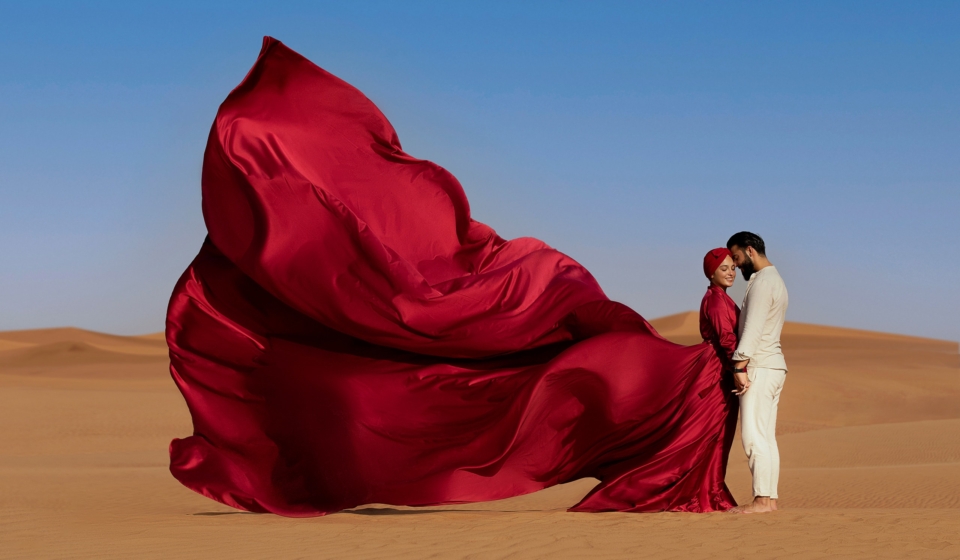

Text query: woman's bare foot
(729, 497), (776, 514)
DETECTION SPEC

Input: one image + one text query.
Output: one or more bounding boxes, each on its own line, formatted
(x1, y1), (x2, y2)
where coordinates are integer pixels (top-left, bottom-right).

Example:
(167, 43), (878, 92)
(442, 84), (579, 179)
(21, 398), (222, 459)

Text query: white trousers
(740, 367), (787, 499)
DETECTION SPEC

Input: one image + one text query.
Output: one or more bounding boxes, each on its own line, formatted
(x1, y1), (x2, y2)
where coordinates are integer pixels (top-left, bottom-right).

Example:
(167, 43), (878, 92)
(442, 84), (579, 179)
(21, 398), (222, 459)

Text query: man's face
(729, 245), (756, 281)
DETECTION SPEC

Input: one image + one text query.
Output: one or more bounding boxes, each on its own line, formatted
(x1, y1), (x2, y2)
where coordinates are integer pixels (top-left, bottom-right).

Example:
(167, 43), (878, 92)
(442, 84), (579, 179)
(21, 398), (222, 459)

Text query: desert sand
(1, 314), (958, 559)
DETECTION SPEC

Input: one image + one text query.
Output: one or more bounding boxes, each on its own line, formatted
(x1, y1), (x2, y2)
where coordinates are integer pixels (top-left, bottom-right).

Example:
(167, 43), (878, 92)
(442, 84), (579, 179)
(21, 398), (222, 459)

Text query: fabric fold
(167, 36), (737, 516)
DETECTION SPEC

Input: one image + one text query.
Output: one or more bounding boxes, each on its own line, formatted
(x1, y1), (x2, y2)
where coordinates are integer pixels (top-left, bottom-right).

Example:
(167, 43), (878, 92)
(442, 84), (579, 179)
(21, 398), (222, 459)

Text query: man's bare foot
(729, 497), (776, 514)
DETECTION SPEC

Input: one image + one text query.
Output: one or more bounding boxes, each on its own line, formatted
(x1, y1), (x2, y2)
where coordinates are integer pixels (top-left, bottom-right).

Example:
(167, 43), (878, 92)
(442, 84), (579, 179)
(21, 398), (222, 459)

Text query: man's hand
(733, 360), (750, 396)
(733, 371), (750, 395)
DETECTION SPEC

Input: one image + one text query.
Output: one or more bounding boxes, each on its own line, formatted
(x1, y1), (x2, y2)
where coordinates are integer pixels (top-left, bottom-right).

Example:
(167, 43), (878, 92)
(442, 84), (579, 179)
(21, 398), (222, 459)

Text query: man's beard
(740, 255), (757, 281)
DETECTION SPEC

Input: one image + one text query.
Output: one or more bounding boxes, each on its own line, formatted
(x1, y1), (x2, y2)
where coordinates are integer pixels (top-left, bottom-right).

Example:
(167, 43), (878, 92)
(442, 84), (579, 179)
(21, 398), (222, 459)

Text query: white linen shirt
(733, 265), (789, 371)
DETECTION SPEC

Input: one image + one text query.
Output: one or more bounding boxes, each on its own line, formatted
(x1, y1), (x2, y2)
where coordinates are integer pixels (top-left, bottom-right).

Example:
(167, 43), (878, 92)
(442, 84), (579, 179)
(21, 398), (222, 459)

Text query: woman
(699, 248), (742, 495)
(700, 248), (740, 374)
(166, 37), (737, 516)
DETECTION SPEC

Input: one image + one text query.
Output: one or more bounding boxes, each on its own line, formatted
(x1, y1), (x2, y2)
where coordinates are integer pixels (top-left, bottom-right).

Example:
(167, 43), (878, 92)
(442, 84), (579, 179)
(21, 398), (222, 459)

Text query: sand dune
(0, 327), (170, 380)
(0, 326), (169, 350)
(0, 327), (169, 360)
(1, 318), (958, 559)
(0, 340), (168, 368)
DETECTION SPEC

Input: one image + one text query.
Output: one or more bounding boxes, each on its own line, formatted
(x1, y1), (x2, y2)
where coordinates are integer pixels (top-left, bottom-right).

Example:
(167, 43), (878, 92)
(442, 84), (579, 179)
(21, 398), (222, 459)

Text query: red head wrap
(703, 247), (733, 279)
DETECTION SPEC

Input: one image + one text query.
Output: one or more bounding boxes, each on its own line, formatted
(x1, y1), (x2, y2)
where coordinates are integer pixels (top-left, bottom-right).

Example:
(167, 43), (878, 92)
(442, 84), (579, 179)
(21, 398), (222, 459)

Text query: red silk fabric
(700, 284), (741, 373)
(166, 37), (737, 516)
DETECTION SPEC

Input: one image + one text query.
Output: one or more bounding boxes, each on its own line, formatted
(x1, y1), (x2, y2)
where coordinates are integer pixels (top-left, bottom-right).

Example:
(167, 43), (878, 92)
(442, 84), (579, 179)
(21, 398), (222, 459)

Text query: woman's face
(711, 255), (736, 288)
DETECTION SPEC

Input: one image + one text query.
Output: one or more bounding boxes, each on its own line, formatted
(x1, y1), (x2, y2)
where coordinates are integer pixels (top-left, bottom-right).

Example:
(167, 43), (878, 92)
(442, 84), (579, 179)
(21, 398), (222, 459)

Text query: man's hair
(726, 231), (766, 256)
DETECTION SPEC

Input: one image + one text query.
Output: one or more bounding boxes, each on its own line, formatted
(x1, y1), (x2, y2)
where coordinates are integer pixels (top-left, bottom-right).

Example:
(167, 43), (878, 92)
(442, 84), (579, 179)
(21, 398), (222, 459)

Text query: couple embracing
(700, 231), (789, 514)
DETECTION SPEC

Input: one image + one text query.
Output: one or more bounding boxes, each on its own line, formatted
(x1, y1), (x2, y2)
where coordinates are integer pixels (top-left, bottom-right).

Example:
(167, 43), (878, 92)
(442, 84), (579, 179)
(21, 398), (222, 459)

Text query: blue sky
(1, 1), (958, 341)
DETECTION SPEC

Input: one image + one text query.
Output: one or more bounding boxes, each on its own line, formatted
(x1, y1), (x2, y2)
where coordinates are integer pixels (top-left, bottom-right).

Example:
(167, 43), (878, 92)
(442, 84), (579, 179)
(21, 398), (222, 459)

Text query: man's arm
(733, 277), (773, 364)
(731, 277), (773, 395)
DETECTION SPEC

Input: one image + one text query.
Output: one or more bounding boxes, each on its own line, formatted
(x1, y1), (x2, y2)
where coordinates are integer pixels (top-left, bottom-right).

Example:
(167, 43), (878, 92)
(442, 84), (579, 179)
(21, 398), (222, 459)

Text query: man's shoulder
(743, 267), (785, 304)
(757, 266), (785, 285)
(756, 267), (788, 303)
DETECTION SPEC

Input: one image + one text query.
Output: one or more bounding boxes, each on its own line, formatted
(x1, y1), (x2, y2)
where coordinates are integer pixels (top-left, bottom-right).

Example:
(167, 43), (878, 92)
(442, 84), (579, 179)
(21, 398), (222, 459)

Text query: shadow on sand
(343, 507), (552, 516)
(192, 507), (555, 516)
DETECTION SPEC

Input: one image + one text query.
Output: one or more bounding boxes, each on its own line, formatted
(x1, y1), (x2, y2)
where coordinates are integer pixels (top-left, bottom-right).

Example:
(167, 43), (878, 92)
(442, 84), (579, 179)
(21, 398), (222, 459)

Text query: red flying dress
(165, 37), (737, 516)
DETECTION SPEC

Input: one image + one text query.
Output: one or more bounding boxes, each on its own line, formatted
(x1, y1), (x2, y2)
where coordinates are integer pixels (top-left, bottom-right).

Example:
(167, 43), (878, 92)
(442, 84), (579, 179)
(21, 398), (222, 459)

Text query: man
(727, 231), (788, 514)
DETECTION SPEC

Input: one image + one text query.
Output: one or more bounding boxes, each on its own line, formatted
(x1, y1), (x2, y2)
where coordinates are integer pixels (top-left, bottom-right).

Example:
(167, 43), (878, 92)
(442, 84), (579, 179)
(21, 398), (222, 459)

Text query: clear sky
(1, 1), (958, 341)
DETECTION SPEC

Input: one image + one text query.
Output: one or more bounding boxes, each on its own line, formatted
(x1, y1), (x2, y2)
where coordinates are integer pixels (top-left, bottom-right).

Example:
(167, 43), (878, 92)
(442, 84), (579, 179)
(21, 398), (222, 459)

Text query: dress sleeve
(705, 295), (738, 367)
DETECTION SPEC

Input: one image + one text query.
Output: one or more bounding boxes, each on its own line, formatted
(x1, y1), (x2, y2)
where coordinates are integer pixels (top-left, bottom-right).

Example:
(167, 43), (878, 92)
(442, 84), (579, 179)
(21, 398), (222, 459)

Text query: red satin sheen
(166, 37), (737, 516)
(700, 284), (741, 373)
